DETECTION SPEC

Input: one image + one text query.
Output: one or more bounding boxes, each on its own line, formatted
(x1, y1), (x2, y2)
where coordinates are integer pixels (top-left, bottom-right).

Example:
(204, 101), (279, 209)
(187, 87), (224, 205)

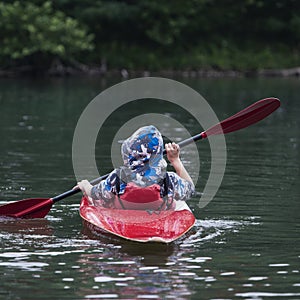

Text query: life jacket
(113, 171), (175, 211)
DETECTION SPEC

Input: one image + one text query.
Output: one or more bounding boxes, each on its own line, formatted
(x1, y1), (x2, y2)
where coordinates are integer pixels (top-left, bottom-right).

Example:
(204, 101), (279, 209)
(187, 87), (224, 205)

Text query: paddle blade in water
(0, 198), (54, 219)
(202, 97), (280, 137)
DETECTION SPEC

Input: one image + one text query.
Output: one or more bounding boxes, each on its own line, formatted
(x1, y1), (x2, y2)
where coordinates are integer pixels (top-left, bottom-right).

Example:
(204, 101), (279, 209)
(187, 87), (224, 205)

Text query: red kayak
(79, 196), (196, 243)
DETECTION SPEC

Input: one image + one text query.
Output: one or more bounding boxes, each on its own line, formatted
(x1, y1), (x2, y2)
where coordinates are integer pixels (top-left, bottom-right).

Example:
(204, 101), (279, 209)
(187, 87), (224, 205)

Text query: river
(0, 76), (299, 299)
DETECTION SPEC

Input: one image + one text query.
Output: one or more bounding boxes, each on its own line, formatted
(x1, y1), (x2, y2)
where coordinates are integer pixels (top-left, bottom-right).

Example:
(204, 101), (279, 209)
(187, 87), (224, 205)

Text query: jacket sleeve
(90, 170), (118, 203)
(167, 172), (195, 201)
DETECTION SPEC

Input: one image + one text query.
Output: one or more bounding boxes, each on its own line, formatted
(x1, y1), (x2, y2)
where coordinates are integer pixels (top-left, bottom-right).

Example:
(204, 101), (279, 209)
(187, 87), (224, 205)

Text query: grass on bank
(94, 42), (300, 73)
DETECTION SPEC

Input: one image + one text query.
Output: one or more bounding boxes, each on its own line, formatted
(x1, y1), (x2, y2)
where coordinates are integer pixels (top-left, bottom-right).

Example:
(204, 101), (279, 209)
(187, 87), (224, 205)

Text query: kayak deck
(79, 196), (195, 243)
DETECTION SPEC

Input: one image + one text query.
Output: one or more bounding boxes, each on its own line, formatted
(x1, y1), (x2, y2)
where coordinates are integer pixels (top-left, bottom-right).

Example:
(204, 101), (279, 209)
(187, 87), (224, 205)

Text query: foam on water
(181, 216), (259, 247)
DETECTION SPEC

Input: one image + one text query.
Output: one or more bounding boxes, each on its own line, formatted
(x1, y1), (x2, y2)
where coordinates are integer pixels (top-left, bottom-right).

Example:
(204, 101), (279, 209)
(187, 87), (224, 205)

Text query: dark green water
(0, 77), (299, 300)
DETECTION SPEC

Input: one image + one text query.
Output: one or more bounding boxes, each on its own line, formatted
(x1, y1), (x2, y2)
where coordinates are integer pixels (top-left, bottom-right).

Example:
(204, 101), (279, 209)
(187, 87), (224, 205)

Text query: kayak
(79, 196), (196, 243)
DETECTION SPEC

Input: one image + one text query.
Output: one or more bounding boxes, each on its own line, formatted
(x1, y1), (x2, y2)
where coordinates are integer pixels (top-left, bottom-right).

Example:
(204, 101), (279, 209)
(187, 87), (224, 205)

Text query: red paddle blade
(0, 198), (54, 219)
(202, 97), (280, 138)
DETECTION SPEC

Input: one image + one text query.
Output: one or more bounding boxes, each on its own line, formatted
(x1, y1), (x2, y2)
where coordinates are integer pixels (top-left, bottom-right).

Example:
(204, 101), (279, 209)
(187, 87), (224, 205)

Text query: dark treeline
(1, 0), (300, 75)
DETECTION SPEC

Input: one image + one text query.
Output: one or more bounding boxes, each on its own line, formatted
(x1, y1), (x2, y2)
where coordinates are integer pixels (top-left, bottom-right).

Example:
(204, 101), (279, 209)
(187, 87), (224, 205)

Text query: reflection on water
(81, 217), (252, 300)
(1, 201), (299, 299)
(0, 203), (261, 299)
(0, 217), (53, 236)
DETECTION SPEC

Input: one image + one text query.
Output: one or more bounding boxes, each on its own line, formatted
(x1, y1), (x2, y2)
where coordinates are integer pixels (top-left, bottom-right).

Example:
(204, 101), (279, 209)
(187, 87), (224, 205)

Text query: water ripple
(181, 217), (259, 247)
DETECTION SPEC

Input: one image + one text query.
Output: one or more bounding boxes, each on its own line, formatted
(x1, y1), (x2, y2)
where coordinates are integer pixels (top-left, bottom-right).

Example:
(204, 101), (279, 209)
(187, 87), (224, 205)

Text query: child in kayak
(77, 125), (195, 210)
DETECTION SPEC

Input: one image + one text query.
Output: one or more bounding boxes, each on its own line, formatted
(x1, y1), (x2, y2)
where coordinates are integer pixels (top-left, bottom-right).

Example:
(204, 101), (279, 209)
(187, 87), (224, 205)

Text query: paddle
(0, 97), (280, 219)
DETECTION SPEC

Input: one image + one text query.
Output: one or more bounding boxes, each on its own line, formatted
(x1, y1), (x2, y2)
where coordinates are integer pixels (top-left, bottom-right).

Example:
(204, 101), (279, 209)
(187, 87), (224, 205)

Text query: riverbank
(1, 63), (300, 78)
(2, 41), (300, 78)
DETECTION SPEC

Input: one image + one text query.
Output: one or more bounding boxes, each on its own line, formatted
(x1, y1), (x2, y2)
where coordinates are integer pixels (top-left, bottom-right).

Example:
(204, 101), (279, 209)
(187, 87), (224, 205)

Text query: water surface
(0, 77), (299, 299)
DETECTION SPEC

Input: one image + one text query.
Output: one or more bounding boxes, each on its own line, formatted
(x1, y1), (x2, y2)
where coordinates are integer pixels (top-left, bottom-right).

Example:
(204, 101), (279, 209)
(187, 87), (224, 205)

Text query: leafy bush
(0, 1), (94, 63)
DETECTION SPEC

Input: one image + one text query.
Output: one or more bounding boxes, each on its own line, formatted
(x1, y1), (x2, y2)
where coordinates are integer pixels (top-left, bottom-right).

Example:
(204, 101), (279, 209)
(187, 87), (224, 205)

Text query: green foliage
(0, 1), (94, 62)
(1, 0), (300, 72)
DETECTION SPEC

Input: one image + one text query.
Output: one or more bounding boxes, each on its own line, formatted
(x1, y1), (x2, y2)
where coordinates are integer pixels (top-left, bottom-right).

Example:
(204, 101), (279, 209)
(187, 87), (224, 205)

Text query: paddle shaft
(51, 97), (281, 203)
(51, 132), (205, 202)
(0, 97), (280, 219)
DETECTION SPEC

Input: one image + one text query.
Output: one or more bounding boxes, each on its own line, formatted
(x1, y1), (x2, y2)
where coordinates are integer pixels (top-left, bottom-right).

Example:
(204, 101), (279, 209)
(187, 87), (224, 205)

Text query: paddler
(76, 125), (195, 210)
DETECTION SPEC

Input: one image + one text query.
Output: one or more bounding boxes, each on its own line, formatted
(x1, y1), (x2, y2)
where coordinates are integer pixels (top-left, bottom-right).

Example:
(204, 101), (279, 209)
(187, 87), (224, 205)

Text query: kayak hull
(79, 196), (195, 243)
